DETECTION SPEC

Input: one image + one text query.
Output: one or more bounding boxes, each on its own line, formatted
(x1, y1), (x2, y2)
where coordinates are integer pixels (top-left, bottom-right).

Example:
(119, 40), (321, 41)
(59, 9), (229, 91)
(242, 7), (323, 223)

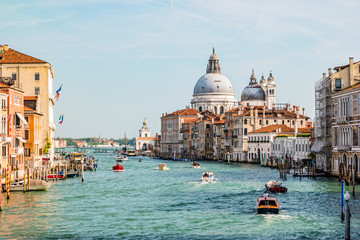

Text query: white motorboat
(191, 162), (200, 168)
(159, 163), (169, 170)
(2, 179), (51, 192)
(201, 171), (214, 182)
(115, 155), (128, 162)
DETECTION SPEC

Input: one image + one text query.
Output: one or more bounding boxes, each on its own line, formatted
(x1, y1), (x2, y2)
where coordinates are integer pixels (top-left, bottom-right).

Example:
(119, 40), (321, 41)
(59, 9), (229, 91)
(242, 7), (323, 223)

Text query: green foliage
(43, 134), (52, 153)
(296, 133), (311, 137)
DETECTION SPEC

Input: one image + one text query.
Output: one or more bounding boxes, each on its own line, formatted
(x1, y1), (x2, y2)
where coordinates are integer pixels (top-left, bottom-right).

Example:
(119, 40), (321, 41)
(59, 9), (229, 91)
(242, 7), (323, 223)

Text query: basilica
(191, 49), (277, 112)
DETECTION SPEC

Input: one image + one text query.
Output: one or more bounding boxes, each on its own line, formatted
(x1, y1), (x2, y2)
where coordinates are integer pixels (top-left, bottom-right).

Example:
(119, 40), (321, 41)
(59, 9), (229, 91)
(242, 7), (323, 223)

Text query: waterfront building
(153, 133), (161, 157)
(229, 105), (310, 162)
(190, 49), (237, 114)
(135, 119), (155, 152)
(213, 116), (226, 160)
(24, 96), (43, 168)
(0, 91), (8, 177)
(0, 80), (27, 179)
(0, 44), (56, 161)
(179, 118), (198, 159)
(75, 141), (88, 148)
(330, 57), (360, 178)
(160, 108), (198, 159)
(54, 139), (67, 148)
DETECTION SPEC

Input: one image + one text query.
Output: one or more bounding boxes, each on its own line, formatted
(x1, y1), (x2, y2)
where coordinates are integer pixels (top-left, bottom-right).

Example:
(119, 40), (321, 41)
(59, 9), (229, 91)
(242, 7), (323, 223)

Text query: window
(25, 129), (30, 140)
(199, 106), (202, 112)
(25, 116), (29, 124)
(282, 120), (284, 124)
(259, 120), (262, 125)
(220, 106), (224, 115)
(266, 120), (268, 125)
(35, 87), (40, 95)
(244, 119), (247, 125)
(335, 79), (342, 89)
(15, 114), (21, 128)
(34, 73), (40, 81)
(244, 128), (248, 135)
(1, 99), (6, 109)
(11, 73), (17, 80)
(300, 120), (303, 126)
(24, 148), (30, 157)
(2, 145), (6, 157)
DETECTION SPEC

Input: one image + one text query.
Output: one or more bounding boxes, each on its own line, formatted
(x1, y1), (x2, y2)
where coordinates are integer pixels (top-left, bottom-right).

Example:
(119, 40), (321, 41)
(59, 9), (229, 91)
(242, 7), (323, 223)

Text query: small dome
(267, 72), (274, 83)
(209, 53), (219, 60)
(193, 73), (234, 96)
(260, 75), (266, 86)
(241, 85), (266, 101)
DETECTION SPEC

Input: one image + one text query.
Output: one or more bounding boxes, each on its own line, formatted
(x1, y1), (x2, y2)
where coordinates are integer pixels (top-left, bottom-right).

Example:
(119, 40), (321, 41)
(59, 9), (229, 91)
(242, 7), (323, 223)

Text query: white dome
(193, 73), (234, 96)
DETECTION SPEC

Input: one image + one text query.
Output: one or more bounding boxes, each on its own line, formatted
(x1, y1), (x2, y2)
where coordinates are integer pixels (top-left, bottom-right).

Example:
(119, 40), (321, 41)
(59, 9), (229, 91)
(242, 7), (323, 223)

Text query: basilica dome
(241, 85), (265, 101)
(193, 73), (234, 96)
(240, 69), (266, 102)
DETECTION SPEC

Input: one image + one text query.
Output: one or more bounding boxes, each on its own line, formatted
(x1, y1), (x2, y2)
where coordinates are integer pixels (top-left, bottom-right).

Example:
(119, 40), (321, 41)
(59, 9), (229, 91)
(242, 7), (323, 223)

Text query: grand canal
(0, 154), (359, 239)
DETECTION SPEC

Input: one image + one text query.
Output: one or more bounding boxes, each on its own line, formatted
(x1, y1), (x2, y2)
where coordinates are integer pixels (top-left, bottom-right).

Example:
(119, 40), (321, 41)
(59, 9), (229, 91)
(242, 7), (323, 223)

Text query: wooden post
(23, 170), (26, 193)
(352, 166), (356, 197)
(27, 168), (30, 191)
(341, 179), (345, 221)
(81, 160), (84, 182)
(6, 163), (11, 199)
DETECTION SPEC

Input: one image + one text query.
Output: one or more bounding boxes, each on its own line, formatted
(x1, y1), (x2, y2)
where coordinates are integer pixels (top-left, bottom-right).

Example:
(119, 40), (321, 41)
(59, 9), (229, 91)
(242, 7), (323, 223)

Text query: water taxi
(127, 149), (136, 157)
(256, 193), (280, 214)
(116, 155), (128, 162)
(191, 161), (200, 168)
(265, 180), (288, 193)
(113, 163), (124, 172)
(159, 163), (168, 170)
(201, 171), (214, 182)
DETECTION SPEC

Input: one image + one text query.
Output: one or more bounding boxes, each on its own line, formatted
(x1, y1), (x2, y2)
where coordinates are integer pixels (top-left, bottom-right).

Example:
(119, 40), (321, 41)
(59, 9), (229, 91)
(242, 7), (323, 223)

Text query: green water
(0, 154), (359, 239)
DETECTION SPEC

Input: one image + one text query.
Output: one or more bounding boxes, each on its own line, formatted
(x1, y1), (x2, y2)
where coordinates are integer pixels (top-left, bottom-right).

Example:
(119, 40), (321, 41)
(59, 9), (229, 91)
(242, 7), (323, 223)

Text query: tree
(43, 134), (52, 154)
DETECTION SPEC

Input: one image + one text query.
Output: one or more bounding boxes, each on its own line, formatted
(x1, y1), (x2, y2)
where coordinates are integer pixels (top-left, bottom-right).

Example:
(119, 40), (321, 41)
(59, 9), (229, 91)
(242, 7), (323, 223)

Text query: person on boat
(263, 191), (269, 198)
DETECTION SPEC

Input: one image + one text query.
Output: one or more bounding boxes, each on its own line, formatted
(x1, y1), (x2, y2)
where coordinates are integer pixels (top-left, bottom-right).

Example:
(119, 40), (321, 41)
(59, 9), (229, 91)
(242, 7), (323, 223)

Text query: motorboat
(127, 150), (136, 157)
(46, 174), (64, 179)
(113, 164), (124, 172)
(2, 179), (51, 192)
(191, 162), (200, 168)
(159, 163), (168, 170)
(256, 193), (280, 214)
(265, 180), (288, 193)
(116, 155), (128, 162)
(201, 171), (214, 182)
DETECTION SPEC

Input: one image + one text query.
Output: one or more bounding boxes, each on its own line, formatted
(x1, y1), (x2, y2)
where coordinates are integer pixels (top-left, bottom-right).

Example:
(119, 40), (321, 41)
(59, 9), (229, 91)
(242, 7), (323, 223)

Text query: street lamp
(344, 191), (351, 240)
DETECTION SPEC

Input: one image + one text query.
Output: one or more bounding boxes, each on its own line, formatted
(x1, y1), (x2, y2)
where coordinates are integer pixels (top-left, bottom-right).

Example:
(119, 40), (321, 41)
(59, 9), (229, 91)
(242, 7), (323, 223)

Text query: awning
(16, 137), (26, 143)
(16, 113), (28, 125)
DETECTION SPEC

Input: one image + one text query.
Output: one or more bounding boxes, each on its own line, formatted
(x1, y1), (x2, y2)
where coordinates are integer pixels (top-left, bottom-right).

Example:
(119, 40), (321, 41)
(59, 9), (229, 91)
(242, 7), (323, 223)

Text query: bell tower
(266, 72), (276, 109)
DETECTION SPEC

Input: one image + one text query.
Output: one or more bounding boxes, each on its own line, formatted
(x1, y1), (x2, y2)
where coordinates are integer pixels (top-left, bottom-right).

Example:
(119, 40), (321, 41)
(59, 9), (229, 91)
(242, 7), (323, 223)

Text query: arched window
(244, 119), (248, 125)
(259, 120), (262, 125)
(199, 106), (202, 112)
(266, 120), (268, 125)
(282, 120), (284, 124)
(214, 106), (217, 114)
(301, 120), (303, 126)
(292, 120), (295, 125)
(220, 106), (224, 115)
(244, 128), (248, 135)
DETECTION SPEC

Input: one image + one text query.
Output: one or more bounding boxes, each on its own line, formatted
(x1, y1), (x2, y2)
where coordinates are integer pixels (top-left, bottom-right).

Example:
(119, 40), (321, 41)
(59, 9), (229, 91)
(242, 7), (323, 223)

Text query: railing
(337, 116), (350, 124)
(338, 146), (350, 151)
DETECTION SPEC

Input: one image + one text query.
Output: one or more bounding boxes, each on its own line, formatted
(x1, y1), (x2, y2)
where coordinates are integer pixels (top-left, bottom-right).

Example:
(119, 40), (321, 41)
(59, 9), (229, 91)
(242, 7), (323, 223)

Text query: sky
(1, 0), (360, 139)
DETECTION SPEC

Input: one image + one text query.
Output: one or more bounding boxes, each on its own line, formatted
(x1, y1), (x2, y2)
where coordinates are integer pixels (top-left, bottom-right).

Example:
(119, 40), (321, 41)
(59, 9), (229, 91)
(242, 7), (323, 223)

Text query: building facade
(136, 119), (155, 152)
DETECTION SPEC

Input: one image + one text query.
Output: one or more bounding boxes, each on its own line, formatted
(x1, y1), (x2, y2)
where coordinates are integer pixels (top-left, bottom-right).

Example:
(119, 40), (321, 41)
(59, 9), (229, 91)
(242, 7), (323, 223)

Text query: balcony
(338, 146), (350, 151)
(337, 116), (350, 124)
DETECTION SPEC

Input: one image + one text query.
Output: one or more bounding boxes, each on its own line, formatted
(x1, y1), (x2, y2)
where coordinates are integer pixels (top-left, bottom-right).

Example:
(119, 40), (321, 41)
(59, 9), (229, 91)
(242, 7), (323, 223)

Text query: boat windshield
(259, 200), (277, 207)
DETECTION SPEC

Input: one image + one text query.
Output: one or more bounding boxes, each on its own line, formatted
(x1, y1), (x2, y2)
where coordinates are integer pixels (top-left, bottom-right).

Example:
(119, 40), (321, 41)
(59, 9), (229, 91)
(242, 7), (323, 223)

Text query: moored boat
(256, 193), (280, 214)
(265, 180), (287, 193)
(201, 171), (214, 182)
(113, 164), (124, 172)
(159, 163), (168, 170)
(191, 161), (200, 168)
(2, 179), (51, 192)
(46, 174), (64, 179)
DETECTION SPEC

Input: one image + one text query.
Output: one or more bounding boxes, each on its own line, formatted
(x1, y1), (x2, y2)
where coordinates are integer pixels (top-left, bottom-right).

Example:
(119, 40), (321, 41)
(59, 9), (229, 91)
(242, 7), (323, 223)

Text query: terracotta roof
(249, 125), (294, 134)
(336, 82), (360, 93)
(0, 45), (47, 64)
(24, 96), (37, 100)
(225, 107), (239, 113)
(334, 60), (360, 71)
(182, 117), (199, 124)
(137, 137), (155, 140)
(0, 82), (11, 88)
(163, 108), (198, 117)
(214, 119), (225, 124)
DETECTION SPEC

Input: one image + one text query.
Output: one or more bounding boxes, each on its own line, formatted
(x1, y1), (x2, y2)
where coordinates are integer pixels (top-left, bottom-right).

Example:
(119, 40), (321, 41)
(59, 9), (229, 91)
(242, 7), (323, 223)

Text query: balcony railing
(338, 146), (351, 151)
(337, 116), (350, 124)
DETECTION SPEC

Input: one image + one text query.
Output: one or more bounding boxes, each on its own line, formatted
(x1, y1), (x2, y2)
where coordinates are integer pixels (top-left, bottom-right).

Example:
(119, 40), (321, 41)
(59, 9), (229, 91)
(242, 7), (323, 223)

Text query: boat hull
(257, 207), (279, 214)
(266, 186), (288, 193)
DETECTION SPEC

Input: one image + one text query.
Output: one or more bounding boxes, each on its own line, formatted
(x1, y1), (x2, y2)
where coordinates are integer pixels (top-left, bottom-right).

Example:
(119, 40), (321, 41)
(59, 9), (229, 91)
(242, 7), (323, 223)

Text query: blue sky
(1, 0), (360, 138)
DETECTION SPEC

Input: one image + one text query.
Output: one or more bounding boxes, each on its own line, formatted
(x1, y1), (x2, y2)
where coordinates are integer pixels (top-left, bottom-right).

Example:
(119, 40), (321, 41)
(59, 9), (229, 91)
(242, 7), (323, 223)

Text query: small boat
(265, 180), (288, 193)
(159, 163), (168, 170)
(113, 164), (124, 172)
(201, 171), (214, 182)
(66, 173), (77, 178)
(191, 161), (200, 168)
(46, 174), (64, 179)
(127, 150), (136, 157)
(2, 179), (51, 192)
(256, 193), (280, 214)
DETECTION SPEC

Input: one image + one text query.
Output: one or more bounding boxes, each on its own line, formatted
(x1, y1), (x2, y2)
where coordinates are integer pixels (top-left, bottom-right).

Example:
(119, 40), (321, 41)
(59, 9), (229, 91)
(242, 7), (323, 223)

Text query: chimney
(328, 68), (332, 76)
(296, 106), (300, 118)
(3, 44), (8, 51)
(350, 57), (354, 85)
(302, 107), (305, 116)
(322, 73), (326, 79)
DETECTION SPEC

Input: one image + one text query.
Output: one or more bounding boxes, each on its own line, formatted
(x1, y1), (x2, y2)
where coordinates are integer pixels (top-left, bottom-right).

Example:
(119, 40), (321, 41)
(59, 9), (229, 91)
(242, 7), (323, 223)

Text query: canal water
(0, 154), (359, 239)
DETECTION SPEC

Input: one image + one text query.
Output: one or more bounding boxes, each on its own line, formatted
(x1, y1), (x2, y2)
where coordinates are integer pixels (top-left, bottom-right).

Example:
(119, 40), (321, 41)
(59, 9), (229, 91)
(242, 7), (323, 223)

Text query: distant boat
(113, 164), (124, 172)
(127, 150), (136, 157)
(201, 171), (214, 182)
(159, 163), (168, 170)
(115, 155), (128, 162)
(265, 180), (287, 193)
(191, 162), (200, 168)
